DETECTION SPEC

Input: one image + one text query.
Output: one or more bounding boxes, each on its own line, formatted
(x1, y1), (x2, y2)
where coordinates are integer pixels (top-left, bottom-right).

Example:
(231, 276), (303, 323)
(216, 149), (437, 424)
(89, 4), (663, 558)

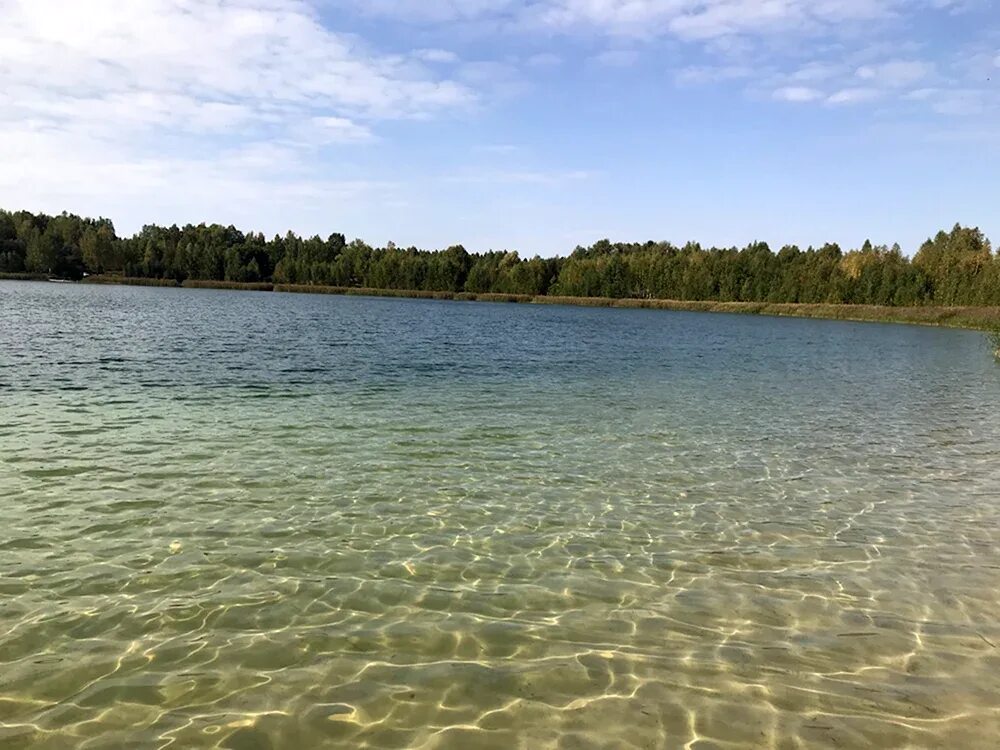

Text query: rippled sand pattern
(2, 281), (1000, 749)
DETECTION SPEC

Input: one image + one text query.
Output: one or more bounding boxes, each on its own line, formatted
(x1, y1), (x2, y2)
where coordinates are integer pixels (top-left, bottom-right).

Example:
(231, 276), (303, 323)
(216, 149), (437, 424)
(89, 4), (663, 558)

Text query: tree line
(1, 208), (997, 306)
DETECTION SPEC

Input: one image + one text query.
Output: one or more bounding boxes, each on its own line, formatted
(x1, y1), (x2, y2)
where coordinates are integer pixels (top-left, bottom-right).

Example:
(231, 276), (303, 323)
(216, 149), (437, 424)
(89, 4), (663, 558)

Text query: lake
(2, 280), (999, 749)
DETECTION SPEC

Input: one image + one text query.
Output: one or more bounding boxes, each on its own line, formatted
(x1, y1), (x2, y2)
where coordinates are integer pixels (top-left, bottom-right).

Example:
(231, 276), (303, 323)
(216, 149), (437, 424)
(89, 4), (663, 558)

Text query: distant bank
(4, 273), (999, 332)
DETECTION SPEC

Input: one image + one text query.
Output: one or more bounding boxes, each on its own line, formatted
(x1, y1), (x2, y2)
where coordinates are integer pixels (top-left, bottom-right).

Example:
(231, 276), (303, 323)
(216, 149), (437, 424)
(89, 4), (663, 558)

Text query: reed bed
(475, 293), (534, 304)
(535, 296), (1000, 330)
(81, 275), (179, 287)
(181, 280), (273, 291)
(277, 285), (462, 300)
(0, 272), (49, 281)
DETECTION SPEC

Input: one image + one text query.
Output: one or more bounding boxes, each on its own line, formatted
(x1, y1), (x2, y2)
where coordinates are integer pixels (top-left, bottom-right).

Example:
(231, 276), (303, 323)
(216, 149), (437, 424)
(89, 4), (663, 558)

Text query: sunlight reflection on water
(1, 281), (999, 748)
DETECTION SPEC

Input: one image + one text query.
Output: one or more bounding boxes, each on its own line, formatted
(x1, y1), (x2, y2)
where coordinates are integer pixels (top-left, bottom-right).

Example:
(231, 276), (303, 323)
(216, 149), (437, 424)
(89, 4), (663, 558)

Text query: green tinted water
(2, 281), (999, 748)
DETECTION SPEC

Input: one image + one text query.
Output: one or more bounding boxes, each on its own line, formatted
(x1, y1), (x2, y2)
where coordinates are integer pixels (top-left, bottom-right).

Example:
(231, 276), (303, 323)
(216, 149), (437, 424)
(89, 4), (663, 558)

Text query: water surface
(2, 281), (999, 748)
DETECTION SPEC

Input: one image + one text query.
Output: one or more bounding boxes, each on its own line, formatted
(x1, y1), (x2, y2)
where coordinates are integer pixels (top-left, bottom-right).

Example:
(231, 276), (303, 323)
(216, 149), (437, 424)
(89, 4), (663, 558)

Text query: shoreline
(4, 274), (999, 332)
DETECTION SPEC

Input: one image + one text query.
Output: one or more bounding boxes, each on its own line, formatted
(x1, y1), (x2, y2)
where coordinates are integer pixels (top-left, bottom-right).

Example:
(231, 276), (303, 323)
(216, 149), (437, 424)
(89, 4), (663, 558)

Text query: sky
(0, 0), (997, 256)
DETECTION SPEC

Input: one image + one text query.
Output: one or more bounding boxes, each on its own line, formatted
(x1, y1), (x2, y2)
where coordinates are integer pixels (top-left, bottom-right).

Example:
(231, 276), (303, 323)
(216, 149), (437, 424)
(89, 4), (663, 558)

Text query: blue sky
(1, 0), (997, 256)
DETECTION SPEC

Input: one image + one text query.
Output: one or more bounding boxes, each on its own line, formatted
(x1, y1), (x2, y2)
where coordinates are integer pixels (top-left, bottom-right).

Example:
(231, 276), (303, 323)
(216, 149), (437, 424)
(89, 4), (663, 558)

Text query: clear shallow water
(2, 280), (1000, 749)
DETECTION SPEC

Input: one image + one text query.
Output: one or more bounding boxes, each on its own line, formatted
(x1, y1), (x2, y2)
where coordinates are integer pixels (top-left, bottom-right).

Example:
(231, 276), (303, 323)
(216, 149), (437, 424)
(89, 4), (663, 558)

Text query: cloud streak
(773, 86), (823, 102)
(0, 0), (473, 225)
(336, 0), (921, 39)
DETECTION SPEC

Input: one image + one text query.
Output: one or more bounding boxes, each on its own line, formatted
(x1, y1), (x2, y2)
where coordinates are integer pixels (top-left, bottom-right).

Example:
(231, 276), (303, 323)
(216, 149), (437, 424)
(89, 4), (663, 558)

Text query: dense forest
(1, 208), (998, 306)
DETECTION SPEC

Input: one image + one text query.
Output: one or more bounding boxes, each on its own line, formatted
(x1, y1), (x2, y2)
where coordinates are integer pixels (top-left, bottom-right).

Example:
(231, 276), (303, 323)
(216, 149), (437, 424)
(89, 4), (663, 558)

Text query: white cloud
(826, 87), (881, 105)
(454, 60), (529, 100)
(729, 50), (969, 114)
(667, 2), (812, 41)
(299, 117), (376, 144)
(906, 87), (991, 115)
(931, 0), (989, 12)
(789, 62), (848, 83)
(0, 0), (475, 228)
(994, 52), (1000, 68)
(415, 48), (460, 63)
(773, 86), (823, 102)
(543, 0), (910, 40)
(333, 0), (978, 127)
(0, 0), (473, 119)
(333, 0), (929, 40)
(0, 86), (258, 137)
(759, 57), (944, 110)
(856, 60), (932, 86)
(336, 0), (514, 24)
(674, 65), (755, 85)
(0, 125), (397, 227)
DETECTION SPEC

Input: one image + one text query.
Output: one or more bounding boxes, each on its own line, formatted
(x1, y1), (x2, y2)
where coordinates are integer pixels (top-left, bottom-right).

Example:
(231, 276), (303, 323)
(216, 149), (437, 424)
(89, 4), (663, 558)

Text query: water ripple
(1, 281), (999, 748)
